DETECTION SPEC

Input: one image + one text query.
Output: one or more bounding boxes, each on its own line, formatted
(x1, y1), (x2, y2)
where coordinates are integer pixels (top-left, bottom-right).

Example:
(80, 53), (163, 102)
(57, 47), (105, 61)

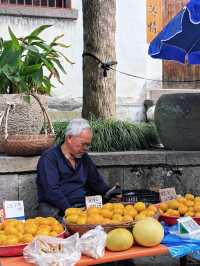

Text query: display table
(0, 245), (169, 266)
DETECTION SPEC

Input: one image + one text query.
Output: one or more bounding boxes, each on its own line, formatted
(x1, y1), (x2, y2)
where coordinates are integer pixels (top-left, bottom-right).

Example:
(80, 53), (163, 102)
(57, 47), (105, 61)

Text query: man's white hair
(65, 118), (91, 137)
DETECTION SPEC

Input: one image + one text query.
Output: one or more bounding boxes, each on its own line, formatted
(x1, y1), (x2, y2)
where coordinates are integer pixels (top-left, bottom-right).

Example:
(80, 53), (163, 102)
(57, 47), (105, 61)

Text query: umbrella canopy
(148, 0), (200, 64)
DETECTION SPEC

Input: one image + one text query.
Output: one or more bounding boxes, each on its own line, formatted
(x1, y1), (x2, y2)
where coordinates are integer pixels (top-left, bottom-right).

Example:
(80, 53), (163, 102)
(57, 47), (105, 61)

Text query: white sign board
(159, 187), (177, 202)
(3, 200), (25, 221)
(85, 195), (102, 209)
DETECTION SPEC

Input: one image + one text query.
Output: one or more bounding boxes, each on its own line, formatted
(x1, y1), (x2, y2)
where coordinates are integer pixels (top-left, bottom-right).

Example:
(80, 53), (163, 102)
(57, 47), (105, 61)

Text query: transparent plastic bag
(80, 225), (107, 259)
(23, 233), (81, 266)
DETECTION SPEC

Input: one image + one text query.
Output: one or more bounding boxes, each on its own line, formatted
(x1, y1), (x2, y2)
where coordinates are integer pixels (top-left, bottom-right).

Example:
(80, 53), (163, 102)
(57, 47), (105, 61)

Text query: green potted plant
(0, 25), (73, 154)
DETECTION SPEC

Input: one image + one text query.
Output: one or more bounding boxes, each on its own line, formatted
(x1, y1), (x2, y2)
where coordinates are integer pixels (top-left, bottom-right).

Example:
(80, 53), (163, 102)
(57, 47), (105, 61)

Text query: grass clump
(53, 119), (159, 152)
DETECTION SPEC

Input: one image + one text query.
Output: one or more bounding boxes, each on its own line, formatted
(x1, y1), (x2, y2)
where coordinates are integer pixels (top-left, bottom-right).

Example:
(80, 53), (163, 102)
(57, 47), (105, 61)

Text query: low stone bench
(1, 150), (200, 218)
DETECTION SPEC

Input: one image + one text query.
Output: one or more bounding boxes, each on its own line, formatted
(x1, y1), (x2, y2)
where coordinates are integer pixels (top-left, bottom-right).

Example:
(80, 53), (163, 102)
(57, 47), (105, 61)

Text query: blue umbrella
(148, 0), (200, 64)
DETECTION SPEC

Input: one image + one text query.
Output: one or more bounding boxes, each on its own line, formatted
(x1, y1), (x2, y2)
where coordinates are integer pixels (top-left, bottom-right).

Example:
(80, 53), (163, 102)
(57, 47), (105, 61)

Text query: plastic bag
(161, 223), (200, 260)
(23, 233), (81, 266)
(80, 225), (107, 259)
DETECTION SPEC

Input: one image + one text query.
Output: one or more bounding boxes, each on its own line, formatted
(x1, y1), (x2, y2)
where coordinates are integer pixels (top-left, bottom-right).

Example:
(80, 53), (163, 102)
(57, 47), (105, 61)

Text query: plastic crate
(122, 189), (160, 204)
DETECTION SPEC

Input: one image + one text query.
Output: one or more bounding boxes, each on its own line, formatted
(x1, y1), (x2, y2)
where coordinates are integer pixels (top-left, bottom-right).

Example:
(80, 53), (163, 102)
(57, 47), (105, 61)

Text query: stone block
(18, 173), (38, 218)
(0, 174), (18, 209)
(98, 167), (124, 188)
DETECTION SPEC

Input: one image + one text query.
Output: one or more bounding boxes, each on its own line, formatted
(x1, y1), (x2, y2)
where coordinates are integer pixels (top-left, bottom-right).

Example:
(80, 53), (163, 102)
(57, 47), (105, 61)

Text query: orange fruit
(168, 200), (179, 210)
(21, 234), (34, 243)
(87, 214), (103, 224)
(185, 193), (194, 201)
(178, 205), (188, 215)
(159, 202), (168, 212)
(50, 224), (64, 234)
(101, 209), (113, 219)
(5, 235), (19, 245)
(24, 223), (38, 235)
(77, 216), (87, 225)
(66, 214), (78, 224)
(125, 208), (138, 218)
(134, 202), (146, 212)
(65, 208), (81, 216)
(122, 215), (133, 223)
(135, 214), (146, 221)
(125, 205), (134, 211)
(103, 203), (113, 210)
(87, 207), (101, 215)
(148, 205), (157, 213)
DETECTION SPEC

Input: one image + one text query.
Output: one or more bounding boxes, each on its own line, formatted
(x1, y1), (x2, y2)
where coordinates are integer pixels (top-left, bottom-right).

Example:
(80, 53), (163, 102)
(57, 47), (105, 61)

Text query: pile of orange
(159, 193), (200, 218)
(64, 202), (158, 225)
(0, 217), (64, 246)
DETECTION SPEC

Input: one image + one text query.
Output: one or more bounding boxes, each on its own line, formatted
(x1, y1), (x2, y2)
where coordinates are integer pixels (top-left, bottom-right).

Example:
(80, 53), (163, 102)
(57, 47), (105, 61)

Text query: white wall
(0, 1), (162, 120)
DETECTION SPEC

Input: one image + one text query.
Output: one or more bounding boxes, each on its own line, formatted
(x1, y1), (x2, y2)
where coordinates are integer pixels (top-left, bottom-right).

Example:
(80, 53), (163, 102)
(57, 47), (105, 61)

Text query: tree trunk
(82, 0), (116, 119)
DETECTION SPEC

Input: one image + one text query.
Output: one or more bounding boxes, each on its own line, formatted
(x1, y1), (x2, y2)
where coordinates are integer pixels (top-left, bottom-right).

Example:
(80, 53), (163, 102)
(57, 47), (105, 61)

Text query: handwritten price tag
(85, 195), (102, 209)
(159, 187), (177, 202)
(3, 200), (25, 221)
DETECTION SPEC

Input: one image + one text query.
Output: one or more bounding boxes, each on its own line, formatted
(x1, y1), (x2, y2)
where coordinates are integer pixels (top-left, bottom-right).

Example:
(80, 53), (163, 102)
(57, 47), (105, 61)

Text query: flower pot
(154, 93), (200, 150)
(0, 94), (48, 153)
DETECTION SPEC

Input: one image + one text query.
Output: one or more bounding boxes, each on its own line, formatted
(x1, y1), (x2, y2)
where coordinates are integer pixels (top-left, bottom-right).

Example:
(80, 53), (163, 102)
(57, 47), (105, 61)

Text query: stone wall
(1, 150), (200, 218)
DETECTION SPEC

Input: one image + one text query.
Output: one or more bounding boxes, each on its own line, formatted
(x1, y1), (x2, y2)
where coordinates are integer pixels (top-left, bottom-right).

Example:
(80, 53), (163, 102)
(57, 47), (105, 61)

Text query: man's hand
(104, 183), (122, 202)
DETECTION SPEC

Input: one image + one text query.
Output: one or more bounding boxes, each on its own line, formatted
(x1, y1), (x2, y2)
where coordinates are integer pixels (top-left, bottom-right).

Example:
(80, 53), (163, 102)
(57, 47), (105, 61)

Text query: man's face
(67, 128), (92, 157)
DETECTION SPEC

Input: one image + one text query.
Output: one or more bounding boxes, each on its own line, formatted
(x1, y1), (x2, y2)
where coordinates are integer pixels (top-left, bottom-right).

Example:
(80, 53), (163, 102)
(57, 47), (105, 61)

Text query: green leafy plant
(53, 119), (160, 152)
(0, 25), (73, 94)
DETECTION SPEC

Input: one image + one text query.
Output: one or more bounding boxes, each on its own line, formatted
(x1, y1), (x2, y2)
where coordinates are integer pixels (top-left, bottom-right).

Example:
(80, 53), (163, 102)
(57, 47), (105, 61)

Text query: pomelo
(106, 228), (134, 251)
(132, 217), (164, 247)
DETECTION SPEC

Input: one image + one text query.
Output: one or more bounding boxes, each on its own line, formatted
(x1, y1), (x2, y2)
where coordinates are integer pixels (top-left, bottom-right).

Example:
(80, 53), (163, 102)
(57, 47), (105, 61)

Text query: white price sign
(85, 195), (103, 209)
(3, 200), (25, 220)
(159, 187), (177, 202)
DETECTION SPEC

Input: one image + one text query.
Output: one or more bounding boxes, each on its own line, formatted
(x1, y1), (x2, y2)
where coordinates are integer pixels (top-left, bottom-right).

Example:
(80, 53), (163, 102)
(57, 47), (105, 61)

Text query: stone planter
(154, 93), (200, 150)
(0, 94), (48, 153)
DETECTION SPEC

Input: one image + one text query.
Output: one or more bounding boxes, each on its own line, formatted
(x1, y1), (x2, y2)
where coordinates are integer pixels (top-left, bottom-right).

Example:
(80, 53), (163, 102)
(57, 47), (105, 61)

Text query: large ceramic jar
(154, 93), (200, 150)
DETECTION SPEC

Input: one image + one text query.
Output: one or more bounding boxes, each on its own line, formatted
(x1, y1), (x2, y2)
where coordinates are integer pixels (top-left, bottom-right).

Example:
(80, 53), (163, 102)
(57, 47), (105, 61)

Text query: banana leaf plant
(0, 25), (73, 95)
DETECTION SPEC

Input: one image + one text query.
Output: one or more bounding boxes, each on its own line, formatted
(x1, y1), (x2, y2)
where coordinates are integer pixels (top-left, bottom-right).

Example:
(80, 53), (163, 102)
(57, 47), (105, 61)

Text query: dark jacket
(37, 145), (109, 211)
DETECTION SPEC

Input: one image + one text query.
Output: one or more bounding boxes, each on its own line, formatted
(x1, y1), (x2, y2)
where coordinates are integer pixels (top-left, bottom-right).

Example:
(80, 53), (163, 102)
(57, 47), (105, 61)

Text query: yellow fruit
(0, 234), (6, 245)
(87, 207), (101, 215)
(106, 228), (134, 251)
(21, 234), (34, 243)
(111, 214), (123, 223)
(133, 217), (164, 247)
(159, 202), (168, 212)
(77, 216), (87, 225)
(168, 200), (179, 210)
(122, 215), (133, 223)
(194, 205), (200, 212)
(87, 214), (103, 224)
(24, 223), (38, 235)
(4, 235), (19, 245)
(66, 214), (78, 224)
(125, 208), (138, 218)
(113, 208), (124, 215)
(112, 203), (124, 209)
(103, 203), (113, 210)
(125, 205), (134, 211)
(186, 200), (194, 207)
(101, 209), (113, 219)
(145, 210), (155, 217)
(135, 214), (146, 221)
(51, 224), (64, 234)
(185, 193), (194, 201)
(178, 205), (188, 215)
(148, 205), (157, 213)
(195, 212), (200, 217)
(65, 208), (81, 216)
(134, 202), (146, 212)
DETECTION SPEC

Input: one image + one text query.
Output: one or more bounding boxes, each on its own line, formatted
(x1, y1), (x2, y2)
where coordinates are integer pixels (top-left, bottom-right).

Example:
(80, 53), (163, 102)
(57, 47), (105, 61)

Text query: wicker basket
(2, 93), (55, 156)
(65, 221), (135, 236)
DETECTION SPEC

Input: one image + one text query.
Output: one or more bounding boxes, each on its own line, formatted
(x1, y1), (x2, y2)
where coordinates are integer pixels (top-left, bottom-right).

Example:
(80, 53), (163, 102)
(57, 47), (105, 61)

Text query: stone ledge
(0, 5), (78, 19)
(1, 150), (200, 173)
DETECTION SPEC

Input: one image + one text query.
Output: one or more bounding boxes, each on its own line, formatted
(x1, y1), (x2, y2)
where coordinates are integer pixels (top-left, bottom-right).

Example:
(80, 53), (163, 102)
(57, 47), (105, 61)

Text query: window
(0, 0), (78, 19)
(0, 0), (71, 8)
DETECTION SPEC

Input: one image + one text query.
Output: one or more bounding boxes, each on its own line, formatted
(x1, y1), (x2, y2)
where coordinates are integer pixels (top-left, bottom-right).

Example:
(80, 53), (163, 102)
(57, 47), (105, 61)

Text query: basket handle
(4, 103), (15, 140)
(30, 93), (54, 135)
